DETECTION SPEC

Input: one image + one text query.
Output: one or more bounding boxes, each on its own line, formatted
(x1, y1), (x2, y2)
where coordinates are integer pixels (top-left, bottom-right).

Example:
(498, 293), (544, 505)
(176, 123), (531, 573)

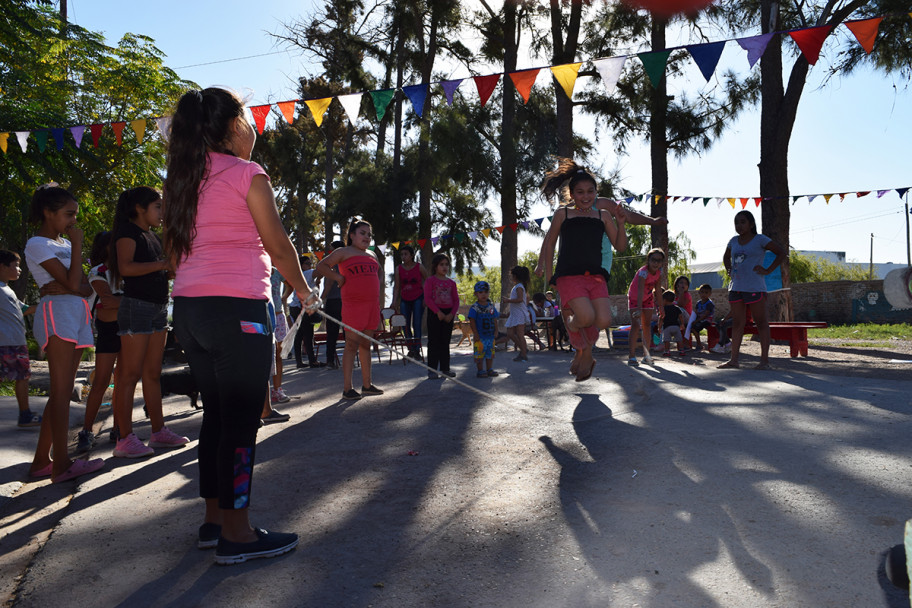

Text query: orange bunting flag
(277, 101), (297, 124)
(509, 69), (540, 104)
(727, 198), (736, 209)
(305, 98), (332, 127)
(249, 105), (271, 134)
(845, 17), (882, 54)
(494, 226), (506, 234)
(315, 251), (325, 261)
(473, 74), (501, 107)
(550, 63), (582, 100)
(130, 120), (146, 144)
(740, 198), (748, 209)
(788, 25), (832, 66)
(112, 122), (126, 146)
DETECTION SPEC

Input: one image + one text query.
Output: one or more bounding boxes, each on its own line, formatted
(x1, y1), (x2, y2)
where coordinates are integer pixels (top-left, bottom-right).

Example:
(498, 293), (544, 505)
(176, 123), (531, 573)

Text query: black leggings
(172, 296), (272, 510)
(426, 308), (453, 372)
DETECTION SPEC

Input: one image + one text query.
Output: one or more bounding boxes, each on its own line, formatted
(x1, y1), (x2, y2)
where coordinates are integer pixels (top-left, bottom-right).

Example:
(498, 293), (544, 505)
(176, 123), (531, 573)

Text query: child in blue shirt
(468, 281), (499, 378)
(691, 284), (715, 350)
(0, 250), (40, 427)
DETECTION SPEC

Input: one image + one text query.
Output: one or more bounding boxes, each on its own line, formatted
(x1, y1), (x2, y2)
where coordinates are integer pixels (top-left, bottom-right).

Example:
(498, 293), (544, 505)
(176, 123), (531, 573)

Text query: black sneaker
(361, 384), (384, 396)
(198, 522), (221, 550)
(17, 410), (42, 428)
(342, 389), (361, 400)
(76, 429), (95, 452)
(441, 370), (456, 378)
(214, 528), (298, 565)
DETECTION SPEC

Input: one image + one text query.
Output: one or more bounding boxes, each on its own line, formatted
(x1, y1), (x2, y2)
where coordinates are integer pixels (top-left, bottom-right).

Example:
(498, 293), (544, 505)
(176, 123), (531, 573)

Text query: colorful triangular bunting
(277, 101), (297, 124)
(369, 89), (395, 122)
(509, 69), (539, 104)
(337, 93), (363, 124)
(639, 50), (672, 87)
(737, 33), (775, 68)
(473, 74), (501, 107)
(593, 57), (626, 95)
(440, 79), (462, 105)
(845, 17), (882, 54)
(249, 105), (271, 134)
(305, 98), (332, 127)
(550, 63), (582, 100)
(687, 41), (726, 81)
(789, 25), (832, 66)
(402, 84), (429, 118)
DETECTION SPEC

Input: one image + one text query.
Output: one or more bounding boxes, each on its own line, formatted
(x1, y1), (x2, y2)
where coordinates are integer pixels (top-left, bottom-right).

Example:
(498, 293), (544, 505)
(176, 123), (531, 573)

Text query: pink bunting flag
(249, 104), (272, 134)
(844, 18), (882, 54)
(788, 25), (832, 66)
(473, 74), (501, 107)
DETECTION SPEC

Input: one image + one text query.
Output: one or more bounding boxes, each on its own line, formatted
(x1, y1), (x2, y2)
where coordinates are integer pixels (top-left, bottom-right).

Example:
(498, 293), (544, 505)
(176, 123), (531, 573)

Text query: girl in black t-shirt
(109, 187), (188, 458)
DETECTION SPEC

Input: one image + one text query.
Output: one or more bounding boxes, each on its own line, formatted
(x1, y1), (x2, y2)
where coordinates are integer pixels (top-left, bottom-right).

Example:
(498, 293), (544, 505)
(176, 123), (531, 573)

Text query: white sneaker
(710, 344), (725, 354)
(271, 387), (291, 403)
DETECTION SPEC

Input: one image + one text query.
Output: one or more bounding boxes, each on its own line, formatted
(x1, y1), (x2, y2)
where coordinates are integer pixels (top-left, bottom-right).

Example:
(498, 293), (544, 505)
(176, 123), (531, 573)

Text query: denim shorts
(117, 296), (168, 335)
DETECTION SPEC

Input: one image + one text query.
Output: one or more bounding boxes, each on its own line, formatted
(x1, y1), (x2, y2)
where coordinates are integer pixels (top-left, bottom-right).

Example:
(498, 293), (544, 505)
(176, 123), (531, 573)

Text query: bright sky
(66, 0), (912, 268)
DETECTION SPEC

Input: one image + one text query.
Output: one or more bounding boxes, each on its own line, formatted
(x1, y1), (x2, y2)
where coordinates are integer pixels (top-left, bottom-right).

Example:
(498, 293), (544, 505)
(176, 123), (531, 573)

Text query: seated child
(468, 281), (499, 378)
(659, 290), (687, 357)
(690, 284), (716, 350)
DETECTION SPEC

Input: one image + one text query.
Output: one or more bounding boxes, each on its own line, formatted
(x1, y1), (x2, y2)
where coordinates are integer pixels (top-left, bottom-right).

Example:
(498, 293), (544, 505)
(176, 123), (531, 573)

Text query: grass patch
(808, 323), (912, 341)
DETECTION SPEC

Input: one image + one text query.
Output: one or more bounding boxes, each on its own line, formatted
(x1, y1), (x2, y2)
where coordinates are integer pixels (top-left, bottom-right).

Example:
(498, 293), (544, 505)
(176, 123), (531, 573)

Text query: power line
(175, 50), (293, 70)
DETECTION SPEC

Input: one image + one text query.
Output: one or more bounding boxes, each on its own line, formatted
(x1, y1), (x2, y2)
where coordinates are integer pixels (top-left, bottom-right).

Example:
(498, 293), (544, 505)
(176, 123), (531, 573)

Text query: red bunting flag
(508, 69), (539, 104)
(418, 239), (427, 248)
(753, 197), (762, 207)
(473, 74), (501, 107)
(856, 191), (870, 198)
(315, 251), (325, 260)
(112, 122), (126, 146)
(249, 104), (272, 134)
(509, 222), (518, 231)
(740, 198), (748, 209)
(845, 18), (882, 54)
(494, 225), (506, 234)
(90, 124), (104, 148)
(788, 25), (832, 66)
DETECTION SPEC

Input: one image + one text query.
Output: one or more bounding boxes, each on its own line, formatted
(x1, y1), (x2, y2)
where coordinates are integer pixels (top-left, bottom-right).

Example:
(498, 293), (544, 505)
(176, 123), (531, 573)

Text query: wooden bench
(737, 321), (829, 358)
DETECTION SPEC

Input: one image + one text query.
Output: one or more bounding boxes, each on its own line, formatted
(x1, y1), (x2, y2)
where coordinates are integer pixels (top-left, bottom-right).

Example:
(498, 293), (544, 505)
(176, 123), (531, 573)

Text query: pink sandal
(52, 458), (104, 484)
(29, 463), (53, 479)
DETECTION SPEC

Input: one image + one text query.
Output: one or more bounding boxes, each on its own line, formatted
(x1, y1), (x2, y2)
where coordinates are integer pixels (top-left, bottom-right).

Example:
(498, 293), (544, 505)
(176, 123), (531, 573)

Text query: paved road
(2, 342), (911, 607)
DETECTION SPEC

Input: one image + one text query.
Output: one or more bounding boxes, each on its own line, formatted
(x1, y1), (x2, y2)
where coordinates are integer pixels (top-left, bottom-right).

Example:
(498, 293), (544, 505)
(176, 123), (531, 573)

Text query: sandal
(29, 462), (53, 479)
(575, 359), (596, 382)
(52, 458), (104, 484)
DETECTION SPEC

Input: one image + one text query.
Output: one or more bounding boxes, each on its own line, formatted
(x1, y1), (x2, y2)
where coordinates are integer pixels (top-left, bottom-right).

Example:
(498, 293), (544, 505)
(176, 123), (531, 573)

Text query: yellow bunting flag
(727, 198), (736, 208)
(0, 132), (7, 154)
(305, 98), (332, 127)
(823, 194), (833, 204)
(391, 242), (399, 251)
(550, 63), (582, 100)
(277, 101), (297, 124)
(130, 120), (146, 144)
(481, 228), (492, 238)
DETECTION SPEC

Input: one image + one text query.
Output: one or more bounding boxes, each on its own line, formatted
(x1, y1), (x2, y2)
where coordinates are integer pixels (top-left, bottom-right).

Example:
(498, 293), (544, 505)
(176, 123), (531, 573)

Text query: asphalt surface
(2, 339), (911, 608)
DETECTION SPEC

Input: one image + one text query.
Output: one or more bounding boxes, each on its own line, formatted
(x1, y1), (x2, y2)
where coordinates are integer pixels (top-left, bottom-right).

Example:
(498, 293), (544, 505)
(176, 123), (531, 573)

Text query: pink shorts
(342, 301), (381, 334)
(555, 274), (610, 308)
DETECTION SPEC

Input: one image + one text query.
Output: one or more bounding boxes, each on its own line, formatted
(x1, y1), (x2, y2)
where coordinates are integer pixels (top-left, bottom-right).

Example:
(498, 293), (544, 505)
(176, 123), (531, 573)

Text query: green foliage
(0, 1), (192, 270)
(789, 251), (874, 283)
(455, 265), (501, 305)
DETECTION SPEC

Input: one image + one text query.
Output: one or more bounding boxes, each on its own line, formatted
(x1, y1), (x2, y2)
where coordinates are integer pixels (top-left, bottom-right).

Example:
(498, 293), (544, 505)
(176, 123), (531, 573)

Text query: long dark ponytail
(163, 88), (246, 265)
(541, 157), (597, 206)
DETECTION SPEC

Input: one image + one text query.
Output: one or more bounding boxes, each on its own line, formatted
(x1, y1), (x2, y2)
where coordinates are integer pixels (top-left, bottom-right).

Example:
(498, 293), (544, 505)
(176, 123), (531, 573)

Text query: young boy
(0, 250), (40, 427)
(691, 284), (716, 350)
(467, 281), (499, 378)
(659, 290), (687, 357)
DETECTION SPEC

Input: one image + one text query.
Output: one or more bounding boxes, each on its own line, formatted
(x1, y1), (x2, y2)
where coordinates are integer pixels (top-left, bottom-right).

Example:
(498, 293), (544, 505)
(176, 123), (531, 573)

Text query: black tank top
(552, 207), (610, 283)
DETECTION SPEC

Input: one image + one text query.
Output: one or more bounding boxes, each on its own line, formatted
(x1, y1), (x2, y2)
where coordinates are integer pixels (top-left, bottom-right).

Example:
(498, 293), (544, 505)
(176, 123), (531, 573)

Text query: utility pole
(869, 233), (874, 280)
(60, 0), (66, 21)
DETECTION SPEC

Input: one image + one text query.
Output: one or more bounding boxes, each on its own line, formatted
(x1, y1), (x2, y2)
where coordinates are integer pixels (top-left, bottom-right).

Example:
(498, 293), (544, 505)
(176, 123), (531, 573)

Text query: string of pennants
(299, 186), (911, 260)
(1, 14), (907, 151)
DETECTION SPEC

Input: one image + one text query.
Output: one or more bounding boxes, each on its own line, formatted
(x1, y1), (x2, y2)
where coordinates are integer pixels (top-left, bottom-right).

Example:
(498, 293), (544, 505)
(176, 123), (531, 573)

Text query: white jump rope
(282, 296), (509, 405)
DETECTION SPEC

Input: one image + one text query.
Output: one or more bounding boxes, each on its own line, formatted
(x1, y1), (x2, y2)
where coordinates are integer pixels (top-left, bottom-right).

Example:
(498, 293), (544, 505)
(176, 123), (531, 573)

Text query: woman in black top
(536, 159), (628, 381)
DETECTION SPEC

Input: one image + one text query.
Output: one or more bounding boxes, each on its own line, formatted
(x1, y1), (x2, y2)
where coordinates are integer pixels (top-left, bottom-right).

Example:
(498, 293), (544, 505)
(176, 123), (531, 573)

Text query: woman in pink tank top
(317, 220), (384, 401)
(392, 245), (428, 360)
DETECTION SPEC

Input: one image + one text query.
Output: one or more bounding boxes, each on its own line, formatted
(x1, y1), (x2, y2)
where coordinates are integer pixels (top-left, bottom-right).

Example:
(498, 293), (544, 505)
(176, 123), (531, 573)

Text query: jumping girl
(536, 159), (628, 381)
(24, 185), (104, 483)
(719, 210), (785, 370)
(316, 219), (384, 401)
(502, 265), (531, 362)
(165, 87), (316, 564)
(392, 245), (429, 360)
(110, 186), (188, 458)
(78, 231), (123, 452)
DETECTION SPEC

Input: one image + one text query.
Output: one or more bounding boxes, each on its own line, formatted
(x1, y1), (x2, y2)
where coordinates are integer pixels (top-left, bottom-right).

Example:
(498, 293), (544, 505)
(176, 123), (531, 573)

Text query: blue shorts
(34, 295), (94, 350)
(118, 296), (168, 335)
(728, 291), (766, 305)
(473, 338), (494, 361)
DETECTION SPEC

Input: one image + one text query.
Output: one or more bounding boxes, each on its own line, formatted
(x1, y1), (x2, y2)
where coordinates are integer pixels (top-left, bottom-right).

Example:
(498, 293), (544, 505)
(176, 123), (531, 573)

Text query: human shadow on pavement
(540, 392), (774, 606)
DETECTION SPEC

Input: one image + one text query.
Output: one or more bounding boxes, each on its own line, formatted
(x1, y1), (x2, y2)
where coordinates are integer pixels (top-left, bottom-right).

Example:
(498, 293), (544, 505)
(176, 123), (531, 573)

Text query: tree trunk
(549, 0), (583, 159)
(758, 0), (810, 321)
(418, 7), (440, 270)
(649, 18), (669, 279)
(500, 0), (520, 301)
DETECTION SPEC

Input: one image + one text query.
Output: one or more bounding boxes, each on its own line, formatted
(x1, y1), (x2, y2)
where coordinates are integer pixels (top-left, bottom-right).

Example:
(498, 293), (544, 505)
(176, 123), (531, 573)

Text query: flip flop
(29, 463), (53, 479)
(52, 458), (104, 484)
(575, 359), (596, 382)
